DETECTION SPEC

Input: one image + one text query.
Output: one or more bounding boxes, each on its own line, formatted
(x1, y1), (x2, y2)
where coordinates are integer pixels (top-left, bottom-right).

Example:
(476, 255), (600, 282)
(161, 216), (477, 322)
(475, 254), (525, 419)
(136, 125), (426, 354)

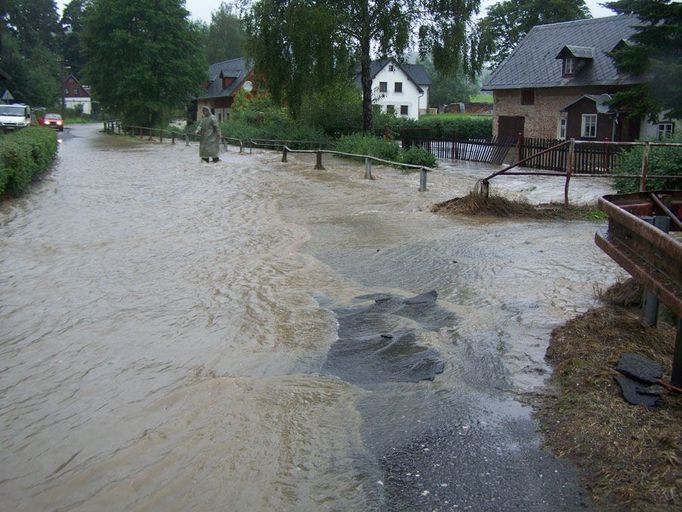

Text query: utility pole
(61, 60), (71, 114)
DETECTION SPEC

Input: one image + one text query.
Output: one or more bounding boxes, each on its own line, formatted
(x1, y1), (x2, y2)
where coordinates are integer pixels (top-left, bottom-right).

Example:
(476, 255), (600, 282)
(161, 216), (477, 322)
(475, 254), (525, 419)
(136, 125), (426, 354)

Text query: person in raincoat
(196, 106), (221, 162)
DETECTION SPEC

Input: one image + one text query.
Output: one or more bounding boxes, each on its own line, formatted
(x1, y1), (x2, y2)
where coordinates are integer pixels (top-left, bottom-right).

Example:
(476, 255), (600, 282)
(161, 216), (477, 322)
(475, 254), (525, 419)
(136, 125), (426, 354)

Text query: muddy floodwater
(1, 125), (622, 511)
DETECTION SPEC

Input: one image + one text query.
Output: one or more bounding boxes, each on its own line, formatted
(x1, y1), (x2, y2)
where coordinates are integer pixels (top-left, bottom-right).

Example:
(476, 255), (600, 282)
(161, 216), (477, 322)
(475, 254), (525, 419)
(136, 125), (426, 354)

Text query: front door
(498, 115), (525, 140)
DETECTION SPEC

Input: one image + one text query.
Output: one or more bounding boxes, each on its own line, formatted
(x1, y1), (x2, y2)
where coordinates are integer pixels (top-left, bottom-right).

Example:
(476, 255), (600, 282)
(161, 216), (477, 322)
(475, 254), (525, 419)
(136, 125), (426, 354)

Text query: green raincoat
(196, 112), (221, 158)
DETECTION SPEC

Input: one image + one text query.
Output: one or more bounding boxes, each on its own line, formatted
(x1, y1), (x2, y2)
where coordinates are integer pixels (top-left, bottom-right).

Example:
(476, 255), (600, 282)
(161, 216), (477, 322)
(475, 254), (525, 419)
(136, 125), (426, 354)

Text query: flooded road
(1, 124), (621, 511)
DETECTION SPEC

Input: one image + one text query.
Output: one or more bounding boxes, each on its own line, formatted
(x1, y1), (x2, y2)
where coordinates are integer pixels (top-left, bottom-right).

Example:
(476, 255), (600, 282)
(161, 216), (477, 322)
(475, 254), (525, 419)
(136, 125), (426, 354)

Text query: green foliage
(205, 2), (246, 63)
(299, 81), (363, 137)
(60, 0), (89, 77)
(401, 145), (437, 168)
(478, 0), (591, 68)
(606, 0), (682, 120)
(222, 91), (326, 145)
(413, 115), (492, 139)
(245, 0), (483, 132)
(335, 134), (401, 161)
(0, 127), (58, 196)
(613, 138), (682, 193)
(81, 0), (207, 126)
(418, 58), (479, 107)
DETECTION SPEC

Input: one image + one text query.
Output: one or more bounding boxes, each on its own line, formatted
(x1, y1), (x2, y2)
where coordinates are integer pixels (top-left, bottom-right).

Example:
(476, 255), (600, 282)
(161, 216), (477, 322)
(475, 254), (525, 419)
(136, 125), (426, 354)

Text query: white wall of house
(639, 116), (679, 140)
(371, 63), (425, 120)
(65, 97), (91, 115)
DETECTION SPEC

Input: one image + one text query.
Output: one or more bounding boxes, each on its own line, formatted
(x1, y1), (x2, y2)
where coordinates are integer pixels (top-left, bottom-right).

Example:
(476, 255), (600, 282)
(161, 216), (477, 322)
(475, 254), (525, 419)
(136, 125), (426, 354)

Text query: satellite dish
(242, 81), (253, 93)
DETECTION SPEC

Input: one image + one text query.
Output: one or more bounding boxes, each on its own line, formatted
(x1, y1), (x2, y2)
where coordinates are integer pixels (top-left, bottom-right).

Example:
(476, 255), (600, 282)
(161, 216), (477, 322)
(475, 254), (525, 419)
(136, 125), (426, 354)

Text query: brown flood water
(1, 124), (621, 511)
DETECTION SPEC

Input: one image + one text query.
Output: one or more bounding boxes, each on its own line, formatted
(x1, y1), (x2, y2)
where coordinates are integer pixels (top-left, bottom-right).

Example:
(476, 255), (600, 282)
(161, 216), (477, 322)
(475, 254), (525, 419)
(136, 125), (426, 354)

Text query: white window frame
(394, 82), (402, 93)
(379, 81), (387, 93)
(400, 105), (408, 116)
(581, 114), (597, 138)
(563, 57), (575, 76)
(657, 122), (674, 139)
(558, 117), (567, 139)
(388, 64), (395, 72)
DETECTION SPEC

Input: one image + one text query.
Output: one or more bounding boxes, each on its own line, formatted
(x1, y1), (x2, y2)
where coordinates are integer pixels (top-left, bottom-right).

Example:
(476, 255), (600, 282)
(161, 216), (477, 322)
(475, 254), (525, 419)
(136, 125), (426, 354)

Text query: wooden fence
(401, 130), (633, 175)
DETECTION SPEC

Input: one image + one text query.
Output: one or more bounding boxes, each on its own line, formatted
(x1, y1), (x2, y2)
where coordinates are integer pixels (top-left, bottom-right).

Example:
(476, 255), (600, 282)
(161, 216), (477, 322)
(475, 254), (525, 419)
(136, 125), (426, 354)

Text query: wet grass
(536, 279), (682, 511)
(432, 191), (606, 220)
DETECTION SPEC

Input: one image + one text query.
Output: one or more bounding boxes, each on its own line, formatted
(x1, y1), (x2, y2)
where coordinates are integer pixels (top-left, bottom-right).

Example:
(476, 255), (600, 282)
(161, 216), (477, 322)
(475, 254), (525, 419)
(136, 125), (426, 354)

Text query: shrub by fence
(0, 127), (58, 196)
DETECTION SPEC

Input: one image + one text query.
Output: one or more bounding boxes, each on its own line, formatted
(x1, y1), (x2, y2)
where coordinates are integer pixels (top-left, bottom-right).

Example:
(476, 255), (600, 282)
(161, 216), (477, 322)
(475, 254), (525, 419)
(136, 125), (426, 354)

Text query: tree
(60, 0), (90, 77)
(245, 0), (484, 132)
(606, 0), (682, 121)
(81, 0), (206, 126)
(2, 0), (62, 106)
(205, 2), (246, 63)
(478, 0), (591, 68)
(419, 58), (479, 107)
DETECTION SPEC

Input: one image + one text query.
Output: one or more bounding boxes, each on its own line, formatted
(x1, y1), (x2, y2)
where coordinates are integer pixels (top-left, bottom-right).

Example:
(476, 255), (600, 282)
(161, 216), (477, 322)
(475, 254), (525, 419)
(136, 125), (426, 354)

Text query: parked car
(0, 104), (32, 131)
(39, 113), (64, 131)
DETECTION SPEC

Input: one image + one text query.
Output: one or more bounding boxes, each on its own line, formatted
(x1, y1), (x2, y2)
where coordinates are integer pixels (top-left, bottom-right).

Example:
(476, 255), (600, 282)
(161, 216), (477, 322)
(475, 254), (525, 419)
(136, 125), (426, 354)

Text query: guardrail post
(419, 168), (428, 192)
(239, 140), (243, 153)
(185, 134), (189, 146)
(364, 158), (373, 179)
(641, 215), (671, 326)
(172, 133), (175, 144)
(314, 151), (325, 170)
(159, 131), (163, 144)
(282, 147), (288, 162)
(640, 141), (650, 192)
(564, 138), (575, 206)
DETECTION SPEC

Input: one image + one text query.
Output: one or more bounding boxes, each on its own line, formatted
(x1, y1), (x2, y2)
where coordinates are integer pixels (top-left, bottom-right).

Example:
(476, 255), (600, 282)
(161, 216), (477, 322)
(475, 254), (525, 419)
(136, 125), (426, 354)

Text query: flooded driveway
(1, 124), (621, 511)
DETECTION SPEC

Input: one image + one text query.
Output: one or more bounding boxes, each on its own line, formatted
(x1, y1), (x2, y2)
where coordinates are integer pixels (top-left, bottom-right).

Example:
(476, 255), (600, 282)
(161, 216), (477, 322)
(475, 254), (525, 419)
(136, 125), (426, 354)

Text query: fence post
(641, 215), (671, 326)
(282, 146), (288, 162)
(172, 133), (175, 145)
(673, 319), (682, 387)
(239, 140), (243, 153)
(564, 138), (575, 207)
(639, 141), (651, 192)
(452, 130), (458, 160)
(185, 133), (189, 146)
(159, 131), (163, 144)
(419, 168), (427, 192)
(364, 158), (373, 179)
(516, 131), (523, 162)
(314, 151), (325, 170)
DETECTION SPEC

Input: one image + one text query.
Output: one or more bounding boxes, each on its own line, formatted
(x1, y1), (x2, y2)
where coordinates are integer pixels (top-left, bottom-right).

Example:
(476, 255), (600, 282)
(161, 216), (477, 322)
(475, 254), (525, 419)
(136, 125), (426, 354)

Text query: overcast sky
(56, 0), (618, 24)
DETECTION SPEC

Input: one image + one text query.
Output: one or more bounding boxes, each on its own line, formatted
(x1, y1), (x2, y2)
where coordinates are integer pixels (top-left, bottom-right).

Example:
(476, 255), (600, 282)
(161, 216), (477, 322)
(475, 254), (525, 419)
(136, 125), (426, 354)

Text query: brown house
(196, 58), (254, 122)
(483, 15), (678, 142)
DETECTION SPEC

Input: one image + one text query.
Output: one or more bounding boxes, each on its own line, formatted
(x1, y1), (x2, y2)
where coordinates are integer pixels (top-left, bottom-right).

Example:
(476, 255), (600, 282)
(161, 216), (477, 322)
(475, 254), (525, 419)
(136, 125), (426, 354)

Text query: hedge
(613, 137), (682, 193)
(0, 127), (58, 197)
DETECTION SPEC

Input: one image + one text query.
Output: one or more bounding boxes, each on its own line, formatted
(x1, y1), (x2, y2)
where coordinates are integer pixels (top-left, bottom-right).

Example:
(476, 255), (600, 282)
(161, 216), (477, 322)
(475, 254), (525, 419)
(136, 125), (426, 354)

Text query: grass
(431, 191), (605, 220)
(420, 112), (492, 121)
(470, 93), (494, 104)
(535, 279), (681, 511)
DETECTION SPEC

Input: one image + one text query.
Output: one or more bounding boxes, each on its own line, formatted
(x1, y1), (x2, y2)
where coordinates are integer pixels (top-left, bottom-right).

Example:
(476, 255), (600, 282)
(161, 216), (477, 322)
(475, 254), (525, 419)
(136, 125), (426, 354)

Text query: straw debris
(432, 191), (604, 220)
(536, 280), (681, 511)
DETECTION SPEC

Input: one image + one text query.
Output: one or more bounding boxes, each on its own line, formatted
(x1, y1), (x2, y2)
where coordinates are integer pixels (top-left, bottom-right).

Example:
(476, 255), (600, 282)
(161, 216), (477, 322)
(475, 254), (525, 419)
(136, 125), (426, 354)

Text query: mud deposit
(1, 125), (622, 511)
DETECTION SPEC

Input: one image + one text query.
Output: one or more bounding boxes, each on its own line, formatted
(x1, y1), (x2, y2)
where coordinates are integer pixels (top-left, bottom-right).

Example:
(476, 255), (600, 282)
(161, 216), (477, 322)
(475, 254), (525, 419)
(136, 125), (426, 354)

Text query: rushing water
(1, 125), (621, 511)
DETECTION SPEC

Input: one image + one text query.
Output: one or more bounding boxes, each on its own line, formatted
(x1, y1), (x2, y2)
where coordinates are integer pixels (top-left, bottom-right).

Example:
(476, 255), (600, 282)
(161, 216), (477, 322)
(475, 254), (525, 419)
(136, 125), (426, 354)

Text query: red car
(40, 113), (64, 131)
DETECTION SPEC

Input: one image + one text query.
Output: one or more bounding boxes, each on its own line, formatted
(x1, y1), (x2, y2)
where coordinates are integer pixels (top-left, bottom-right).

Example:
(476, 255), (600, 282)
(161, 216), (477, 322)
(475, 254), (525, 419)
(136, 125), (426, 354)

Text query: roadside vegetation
(0, 126), (58, 197)
(613, 136), (682, 193)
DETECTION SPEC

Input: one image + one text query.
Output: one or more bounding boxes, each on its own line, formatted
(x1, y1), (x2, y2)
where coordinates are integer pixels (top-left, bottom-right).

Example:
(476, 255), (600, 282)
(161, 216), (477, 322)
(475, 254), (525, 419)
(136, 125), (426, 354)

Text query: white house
(355, 58), (431, 120)
(64, 74), (92, 115)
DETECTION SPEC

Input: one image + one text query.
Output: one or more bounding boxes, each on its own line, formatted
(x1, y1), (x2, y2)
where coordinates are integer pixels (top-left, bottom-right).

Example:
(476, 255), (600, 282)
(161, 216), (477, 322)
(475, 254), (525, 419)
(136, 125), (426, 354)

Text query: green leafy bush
(299, 82), (363, 137)
(613, 137), (682, 193)
(401, 145), (437, 168)
(0, 127), (58, 197)
(414, 115), (492, 139)
(334, 133), (401, 161)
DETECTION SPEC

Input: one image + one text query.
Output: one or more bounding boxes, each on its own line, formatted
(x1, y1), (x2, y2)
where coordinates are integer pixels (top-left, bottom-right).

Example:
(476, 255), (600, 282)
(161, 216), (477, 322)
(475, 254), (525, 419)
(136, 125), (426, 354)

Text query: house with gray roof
(355, 58), (431, 120)
(483, 15), (678, 142)
(197, 57), (254, 122)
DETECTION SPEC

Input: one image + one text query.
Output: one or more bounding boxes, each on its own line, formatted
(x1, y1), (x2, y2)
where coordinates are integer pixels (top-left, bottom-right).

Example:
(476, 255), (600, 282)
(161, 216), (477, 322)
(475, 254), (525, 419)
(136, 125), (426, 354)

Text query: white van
(0, 104), (32, 131)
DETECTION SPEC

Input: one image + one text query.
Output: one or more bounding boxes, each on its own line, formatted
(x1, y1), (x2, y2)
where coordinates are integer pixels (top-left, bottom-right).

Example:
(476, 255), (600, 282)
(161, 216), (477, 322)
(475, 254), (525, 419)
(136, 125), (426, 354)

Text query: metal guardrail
(595, 191), (682, 386)
(102, 121), (435, 192)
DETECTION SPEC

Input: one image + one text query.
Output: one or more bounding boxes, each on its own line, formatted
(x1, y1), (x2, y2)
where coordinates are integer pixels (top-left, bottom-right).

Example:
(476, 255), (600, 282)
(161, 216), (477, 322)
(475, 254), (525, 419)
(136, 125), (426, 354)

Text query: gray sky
(57, 1), (618, 24)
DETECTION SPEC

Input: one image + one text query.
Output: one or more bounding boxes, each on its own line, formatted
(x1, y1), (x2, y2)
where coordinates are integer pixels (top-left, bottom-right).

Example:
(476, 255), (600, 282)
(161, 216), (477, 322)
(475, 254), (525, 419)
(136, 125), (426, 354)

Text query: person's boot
(212, 157), (220, 163)
(202, 158), (209, 163)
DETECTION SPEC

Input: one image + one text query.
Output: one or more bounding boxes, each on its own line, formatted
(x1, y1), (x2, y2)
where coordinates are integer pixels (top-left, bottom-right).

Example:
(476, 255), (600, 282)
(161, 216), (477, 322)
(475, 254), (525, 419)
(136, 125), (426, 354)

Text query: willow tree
(245, 0), (484, 132)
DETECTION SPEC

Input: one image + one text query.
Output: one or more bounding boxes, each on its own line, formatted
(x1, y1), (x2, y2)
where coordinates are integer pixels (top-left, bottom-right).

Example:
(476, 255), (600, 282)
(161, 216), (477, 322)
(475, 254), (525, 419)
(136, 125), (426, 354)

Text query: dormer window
(222, 77), (235, 88)
(563, 57), (576, 76)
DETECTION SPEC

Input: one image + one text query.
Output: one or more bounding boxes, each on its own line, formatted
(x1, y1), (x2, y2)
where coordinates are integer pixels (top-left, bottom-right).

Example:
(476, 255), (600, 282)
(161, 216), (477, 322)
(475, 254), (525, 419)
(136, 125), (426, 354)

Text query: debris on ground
(536, 284), (682, 511)
(431, 191), (604, 220)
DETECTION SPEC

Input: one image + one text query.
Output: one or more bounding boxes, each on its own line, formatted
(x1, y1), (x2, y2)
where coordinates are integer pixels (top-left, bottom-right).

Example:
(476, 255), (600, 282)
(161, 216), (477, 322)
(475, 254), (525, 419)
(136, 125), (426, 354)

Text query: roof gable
(201, 57), (253, 99)
(355, 58), (432, 89)
(484, 15), (643, 90)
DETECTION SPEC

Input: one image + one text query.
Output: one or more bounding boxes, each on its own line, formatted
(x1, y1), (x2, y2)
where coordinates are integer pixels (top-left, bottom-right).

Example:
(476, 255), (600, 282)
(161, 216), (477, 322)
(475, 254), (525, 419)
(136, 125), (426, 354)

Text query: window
(394, 82), (402, 93)
(222, 77), (234, 88)
(558, 118), (567, 139)
(581, 114), (597, 138)
(400, 105), (408, 116)
(386, 105), (395, 114)
(379, 81), (387, 93)
(521, 89), (534, 105)
(389, 64), (395, 72)
(563, 57), (576, 76)
(658, 122), (674, 139)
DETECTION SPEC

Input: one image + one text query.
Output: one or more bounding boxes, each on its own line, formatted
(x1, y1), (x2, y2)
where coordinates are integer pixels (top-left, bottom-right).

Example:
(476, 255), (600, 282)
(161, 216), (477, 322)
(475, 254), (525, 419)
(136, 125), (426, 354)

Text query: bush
(334, 133), (401, 161)
(613, 137), (682, 193)
(401, 145), (437, 168)
(299, 82), (363, 137)
(414, 114), (492, 139)
(0, 127), (58, 196)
